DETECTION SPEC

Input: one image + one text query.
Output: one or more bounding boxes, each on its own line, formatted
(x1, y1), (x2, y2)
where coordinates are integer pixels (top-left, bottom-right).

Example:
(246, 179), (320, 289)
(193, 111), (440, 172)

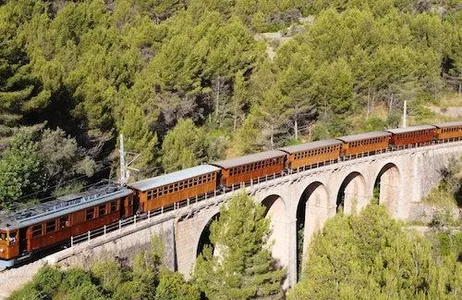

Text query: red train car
(336, 132), (391, 157)
(211, 150), (286, 187)
(386, 125), (436, 148)
(0, 184), (132, 268)
(433, 121), (462, 141)
(279, 139), (342, 170)
(129, 165), (220, 212)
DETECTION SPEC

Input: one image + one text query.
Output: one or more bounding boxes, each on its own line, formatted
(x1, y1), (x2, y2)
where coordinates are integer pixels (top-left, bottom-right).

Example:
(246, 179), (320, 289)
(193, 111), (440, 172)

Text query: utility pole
(402, 100), (407, 128)
(119, 134), (127, 185)
(119, 133), (141, 185)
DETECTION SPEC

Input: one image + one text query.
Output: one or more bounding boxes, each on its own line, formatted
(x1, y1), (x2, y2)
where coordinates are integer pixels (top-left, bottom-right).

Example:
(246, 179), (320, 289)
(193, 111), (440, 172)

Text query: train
(1, 121), (462, 268)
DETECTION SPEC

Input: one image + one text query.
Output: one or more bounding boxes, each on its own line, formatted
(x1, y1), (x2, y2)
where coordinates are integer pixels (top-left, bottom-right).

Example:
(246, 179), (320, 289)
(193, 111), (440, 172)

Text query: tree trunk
(270, 125), (274, 149)
(366, 88), (371, 119)
(388, 93), (394, 114)
(294, 118), (298, 140)
(215, 79), (221, 119)
(233, 101), (238, 131)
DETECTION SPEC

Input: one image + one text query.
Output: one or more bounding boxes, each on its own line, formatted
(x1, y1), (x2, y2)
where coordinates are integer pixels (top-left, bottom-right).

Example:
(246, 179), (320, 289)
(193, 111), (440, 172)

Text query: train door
(19, 227), (28, 255)
(123, 195), (134, 218)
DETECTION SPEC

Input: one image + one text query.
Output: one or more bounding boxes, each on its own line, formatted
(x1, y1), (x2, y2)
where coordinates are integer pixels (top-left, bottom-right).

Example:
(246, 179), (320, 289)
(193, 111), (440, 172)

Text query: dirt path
(0, 260), (46, 299)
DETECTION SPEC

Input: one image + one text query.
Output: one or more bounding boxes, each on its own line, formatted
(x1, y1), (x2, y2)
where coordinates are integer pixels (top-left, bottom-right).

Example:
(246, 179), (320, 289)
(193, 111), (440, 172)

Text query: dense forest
(1, 0), (462, 209)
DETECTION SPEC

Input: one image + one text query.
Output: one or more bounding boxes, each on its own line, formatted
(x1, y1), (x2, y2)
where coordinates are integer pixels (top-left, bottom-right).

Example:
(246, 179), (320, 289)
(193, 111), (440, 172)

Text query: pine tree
(193, 192), (285, 300)
(160, 118), (206, 173)
(289, 204), (462, 300)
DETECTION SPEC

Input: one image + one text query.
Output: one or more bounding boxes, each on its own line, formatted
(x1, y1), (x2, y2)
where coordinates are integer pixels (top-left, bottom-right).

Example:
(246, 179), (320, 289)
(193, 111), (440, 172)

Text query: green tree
(155, 269), (199, 300)
(38, 128), (96, 194)
(120, 103), (158, 178)
(289, 204), (462, 300)
(0, 130), (44, 209)
(160, 119), (206, 172)
(0, 0), (44, 140)
(193, 192), (285, 300)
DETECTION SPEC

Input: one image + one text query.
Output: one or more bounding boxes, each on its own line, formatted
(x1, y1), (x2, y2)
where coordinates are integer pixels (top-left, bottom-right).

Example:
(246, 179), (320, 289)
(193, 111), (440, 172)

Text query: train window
(111, 201), (117, 212)
(0, 232), (6, 241)
(32, 225), (42, 237)
(59, 217), (68, 229)
(86, 208), (94, 221)
(169, 186), (173, 193)
(9, 230), (17, 241)
(99, 205), (106, 216)
(46, 220), (56, 234)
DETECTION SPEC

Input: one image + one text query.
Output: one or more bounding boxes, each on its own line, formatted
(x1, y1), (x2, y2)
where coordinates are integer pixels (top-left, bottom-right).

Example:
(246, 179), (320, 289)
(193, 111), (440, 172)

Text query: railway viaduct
(174, 140), (462, 287)
(7, 140), (460, 296)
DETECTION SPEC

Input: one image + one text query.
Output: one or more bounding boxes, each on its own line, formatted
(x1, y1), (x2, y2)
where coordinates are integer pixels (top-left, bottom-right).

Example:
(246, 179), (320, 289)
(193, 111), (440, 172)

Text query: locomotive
(1, 121), (461, 268)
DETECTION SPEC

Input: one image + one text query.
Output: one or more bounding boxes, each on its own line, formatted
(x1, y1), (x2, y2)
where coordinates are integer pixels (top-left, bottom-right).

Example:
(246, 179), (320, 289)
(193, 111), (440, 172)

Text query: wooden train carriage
(386, 125), (436, 147)
(433, 121), (462, 141)
(336, 132), (391, 157)
(0, 184), (132, 268)
(129, 165), (220, 212)
(211, 150), (286, 187)
(279, 139), (342, 170)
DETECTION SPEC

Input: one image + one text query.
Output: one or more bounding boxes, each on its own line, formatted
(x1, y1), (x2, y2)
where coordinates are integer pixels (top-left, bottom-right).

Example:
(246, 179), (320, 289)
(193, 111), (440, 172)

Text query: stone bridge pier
(174, 141), (462, 287)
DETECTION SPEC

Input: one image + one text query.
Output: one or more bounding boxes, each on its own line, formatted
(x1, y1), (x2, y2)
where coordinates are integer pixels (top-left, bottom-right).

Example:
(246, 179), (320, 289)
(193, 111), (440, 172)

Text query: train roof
(279, 139), (342, 154)
(211, 150), (286, 169)
(386, 125), (436, 134)
(432, 121), (462, 128)
(0, 184), (132, 231)
(129, 165), (220, 192)
(336, 131), (391, 143)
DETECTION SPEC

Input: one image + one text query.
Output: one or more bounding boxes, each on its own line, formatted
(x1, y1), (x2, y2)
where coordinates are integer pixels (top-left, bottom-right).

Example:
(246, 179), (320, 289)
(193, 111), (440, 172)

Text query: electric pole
(119, 133), (141, 185)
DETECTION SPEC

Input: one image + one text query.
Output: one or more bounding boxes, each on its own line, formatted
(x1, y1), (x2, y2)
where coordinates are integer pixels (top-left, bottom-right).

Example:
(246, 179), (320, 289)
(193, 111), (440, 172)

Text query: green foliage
(0, 126), (97, 208)
(161, 119), (207, 172)
(193, 192), (285, 299)
(0, 130), (44, 209)
(1, 0), (461, 183)
(9, 234), (173, 299)
(38, 128), (96, 189)
(155, 269), (200, 300)
(120, 103), (158, 177)
(289, 204), (462, 300)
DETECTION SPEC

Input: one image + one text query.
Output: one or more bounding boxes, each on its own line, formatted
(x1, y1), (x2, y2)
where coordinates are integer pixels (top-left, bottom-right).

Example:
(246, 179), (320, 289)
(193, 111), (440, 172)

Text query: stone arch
(196, 212), (220, 257)
(296, 181), (330, 276)
(373, 162), (401, 218)
(336, 171), (368, 214)
(261, 194), (289, 270)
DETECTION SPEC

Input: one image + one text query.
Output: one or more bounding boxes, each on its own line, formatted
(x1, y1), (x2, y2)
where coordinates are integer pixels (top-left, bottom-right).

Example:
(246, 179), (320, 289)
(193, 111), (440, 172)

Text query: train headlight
(0, 248), (4, 253)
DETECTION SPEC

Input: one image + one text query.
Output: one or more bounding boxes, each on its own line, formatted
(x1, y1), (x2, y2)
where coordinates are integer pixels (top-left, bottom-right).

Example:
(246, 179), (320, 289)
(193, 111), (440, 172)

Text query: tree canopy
(1, 0), (462, 205)
(193, 192), (285, 300)
(289, 204), (462, 300)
